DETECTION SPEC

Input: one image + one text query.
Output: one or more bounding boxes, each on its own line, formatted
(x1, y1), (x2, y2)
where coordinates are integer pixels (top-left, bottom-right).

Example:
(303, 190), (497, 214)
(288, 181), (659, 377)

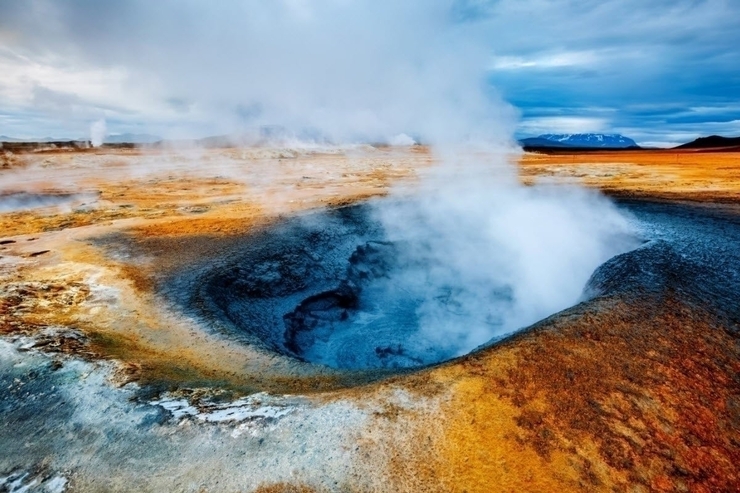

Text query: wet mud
(158, 198), (740, 383)
(165, 202), (559, 372)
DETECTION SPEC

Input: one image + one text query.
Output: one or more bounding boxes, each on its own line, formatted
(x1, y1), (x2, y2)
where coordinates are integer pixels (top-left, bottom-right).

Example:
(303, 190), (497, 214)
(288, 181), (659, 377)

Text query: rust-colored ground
(377, 294), (740, 492)
(1, 145), (738, 491)
(0, 146), (426, 392)
(519, 149), (740, 204)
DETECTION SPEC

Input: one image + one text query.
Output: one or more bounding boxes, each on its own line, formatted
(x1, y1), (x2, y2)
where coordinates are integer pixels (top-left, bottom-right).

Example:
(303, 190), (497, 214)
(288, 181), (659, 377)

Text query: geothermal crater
(195, 204), (470, 370)
(179, 202), (580, 371)
(169, 198), (740, 376)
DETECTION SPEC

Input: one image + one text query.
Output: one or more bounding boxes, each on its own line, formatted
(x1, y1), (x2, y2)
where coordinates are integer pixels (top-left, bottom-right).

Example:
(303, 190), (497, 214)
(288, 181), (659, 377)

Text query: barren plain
(1, 145), (739, 492)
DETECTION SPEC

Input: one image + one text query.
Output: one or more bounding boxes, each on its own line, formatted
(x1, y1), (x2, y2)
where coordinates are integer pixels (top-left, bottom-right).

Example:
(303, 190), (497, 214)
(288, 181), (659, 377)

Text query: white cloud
(489, 50), (601, 70)
(0, 45), (194, 137)
(686, 105), (740, 116)
(1, 0), (739, 140)
(0, 1), (519, 142)
(518, 116), (609, 135)
(0, 48), (127, 108)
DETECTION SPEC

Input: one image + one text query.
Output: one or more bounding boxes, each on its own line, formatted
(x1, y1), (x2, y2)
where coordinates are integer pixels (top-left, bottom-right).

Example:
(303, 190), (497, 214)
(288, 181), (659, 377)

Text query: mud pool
(174, 203), (587, 371)
(166, 199), (739, 374)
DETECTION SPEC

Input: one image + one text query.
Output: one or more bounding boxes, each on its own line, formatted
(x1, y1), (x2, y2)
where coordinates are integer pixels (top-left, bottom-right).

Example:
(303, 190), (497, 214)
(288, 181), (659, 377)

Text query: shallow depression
(188, 201), (627, 371)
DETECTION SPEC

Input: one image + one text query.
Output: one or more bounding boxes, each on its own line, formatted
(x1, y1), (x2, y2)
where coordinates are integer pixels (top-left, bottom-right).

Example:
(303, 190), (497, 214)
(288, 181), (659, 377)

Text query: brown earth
(519, 149), (740, 205)
(1, 145), (738, 491)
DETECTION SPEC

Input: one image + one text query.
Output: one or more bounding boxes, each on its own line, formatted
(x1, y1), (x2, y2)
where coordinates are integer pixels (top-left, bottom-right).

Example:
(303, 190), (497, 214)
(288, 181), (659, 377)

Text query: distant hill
(195, 127), (308, 148)
(674, 135), (740, 149)
(520, 133), (639, 149)
(518, 137), (574, 148)
(0, 136), (66, 143)
(1, 134), (162, 144)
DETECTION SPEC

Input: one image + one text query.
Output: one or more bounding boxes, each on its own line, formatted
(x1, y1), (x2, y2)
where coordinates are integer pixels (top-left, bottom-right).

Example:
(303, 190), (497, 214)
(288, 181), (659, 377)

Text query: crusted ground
(1, 145), (738, 491)
(519, 148), (740, 203)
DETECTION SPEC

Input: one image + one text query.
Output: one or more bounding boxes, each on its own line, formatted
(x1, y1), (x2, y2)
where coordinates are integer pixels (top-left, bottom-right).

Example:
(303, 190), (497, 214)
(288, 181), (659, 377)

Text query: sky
(0, 0), (738, 147)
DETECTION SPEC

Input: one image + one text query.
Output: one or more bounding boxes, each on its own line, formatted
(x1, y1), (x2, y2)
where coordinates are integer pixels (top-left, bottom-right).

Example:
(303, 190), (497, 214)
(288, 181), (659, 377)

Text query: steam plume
(90, 119), (106, 147)
(7, 2), (639, 353)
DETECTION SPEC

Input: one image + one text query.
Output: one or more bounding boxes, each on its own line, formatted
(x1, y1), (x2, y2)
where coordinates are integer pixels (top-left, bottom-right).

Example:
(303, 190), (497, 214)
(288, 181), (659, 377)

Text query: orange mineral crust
(373, 295), (740, 492)
(519, 149), (740, 204)
(0, 144), (738, 491)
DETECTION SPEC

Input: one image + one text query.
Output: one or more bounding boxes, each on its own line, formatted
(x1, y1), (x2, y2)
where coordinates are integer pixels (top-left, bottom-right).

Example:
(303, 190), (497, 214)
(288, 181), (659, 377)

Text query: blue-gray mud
(174, 203), (446, 371)
(166, 199), (740, 373)
(593, 200), (740, 327)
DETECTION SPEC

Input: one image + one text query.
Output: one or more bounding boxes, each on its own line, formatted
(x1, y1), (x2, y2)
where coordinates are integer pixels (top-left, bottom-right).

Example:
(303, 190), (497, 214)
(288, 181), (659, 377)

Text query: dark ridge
(0, 141), (91, 152)
(691, 145), (740, 153)
(0, 141), (154, 153)
(675, 135), (740, 149)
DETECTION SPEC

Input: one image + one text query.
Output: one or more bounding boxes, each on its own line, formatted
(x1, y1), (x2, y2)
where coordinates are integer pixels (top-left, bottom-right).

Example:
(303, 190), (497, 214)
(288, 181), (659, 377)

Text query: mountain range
(519, 133), (639, 149)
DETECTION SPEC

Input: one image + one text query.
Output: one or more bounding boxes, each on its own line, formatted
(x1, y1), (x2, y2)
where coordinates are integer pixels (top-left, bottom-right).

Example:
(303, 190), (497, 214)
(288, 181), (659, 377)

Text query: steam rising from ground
(373, 163), (638, 356)
(0, 191), (98, 213)
(3, 1), (515, 143)
(90, 119), (107, 147)
(5, 1), (640, 355)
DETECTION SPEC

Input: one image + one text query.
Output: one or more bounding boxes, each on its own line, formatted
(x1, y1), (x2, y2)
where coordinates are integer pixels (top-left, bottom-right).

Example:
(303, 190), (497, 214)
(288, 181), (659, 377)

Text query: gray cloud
(481, 0), (740, 143)
(1, 0), (738, 142)
(0, 0), (516, 142)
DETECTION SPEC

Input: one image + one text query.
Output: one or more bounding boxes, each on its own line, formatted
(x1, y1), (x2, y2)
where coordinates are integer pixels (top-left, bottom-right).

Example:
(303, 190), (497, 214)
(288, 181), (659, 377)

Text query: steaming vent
(194, 199), (636, 371)
(281, 239), (435, 368)
(0, 191), (99, 213)
(199, 204), (468, 369)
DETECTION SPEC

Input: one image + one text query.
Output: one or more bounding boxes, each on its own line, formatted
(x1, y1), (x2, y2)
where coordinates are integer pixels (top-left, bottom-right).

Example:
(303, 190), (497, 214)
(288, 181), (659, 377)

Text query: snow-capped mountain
(520, 133), (638, 149)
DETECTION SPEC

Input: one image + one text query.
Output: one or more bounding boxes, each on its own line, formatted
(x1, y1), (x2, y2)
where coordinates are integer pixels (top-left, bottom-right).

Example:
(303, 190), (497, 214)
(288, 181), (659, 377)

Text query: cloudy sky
(1, 0), (738, 147)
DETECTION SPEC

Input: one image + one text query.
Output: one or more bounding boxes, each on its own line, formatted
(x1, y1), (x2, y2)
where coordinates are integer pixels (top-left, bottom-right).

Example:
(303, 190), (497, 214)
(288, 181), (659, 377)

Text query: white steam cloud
(388, 134), (417, 147)
(7, 1), (639, 354)
(374, 166), (638, 356)
(4, 1), (516, 142)
(90, 119), (106, 147)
